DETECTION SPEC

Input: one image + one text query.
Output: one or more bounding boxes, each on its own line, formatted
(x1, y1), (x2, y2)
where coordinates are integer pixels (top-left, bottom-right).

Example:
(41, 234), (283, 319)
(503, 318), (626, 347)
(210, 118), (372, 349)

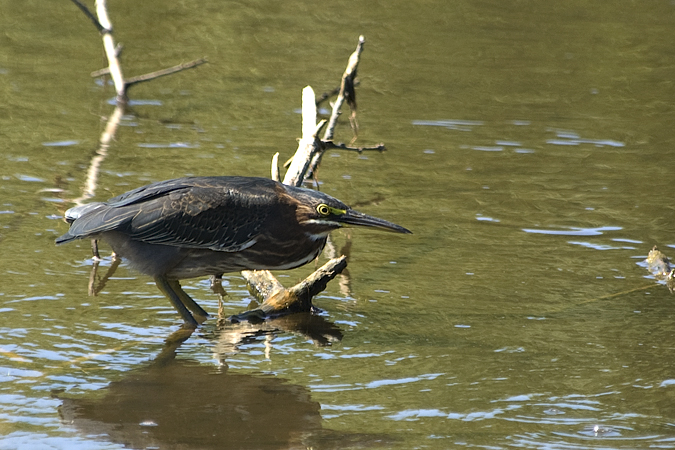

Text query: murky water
(2, 0), (675, 448)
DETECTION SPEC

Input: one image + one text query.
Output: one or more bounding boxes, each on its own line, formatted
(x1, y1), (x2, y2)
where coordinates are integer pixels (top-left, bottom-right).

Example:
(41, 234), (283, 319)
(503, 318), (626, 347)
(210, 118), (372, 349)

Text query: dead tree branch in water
(305, 36), (367, 179)
(70, 0), (206, 104)
(125, 58), (208, 88)
(231, 256), (348, 322)
(237, 36), (385, 321)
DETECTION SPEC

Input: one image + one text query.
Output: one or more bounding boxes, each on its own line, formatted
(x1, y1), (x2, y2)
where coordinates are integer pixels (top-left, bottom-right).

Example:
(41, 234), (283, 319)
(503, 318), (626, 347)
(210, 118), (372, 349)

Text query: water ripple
(522, 226), (622, 236)
(412, 119), (484, 131)
(42, 140), (79, 147)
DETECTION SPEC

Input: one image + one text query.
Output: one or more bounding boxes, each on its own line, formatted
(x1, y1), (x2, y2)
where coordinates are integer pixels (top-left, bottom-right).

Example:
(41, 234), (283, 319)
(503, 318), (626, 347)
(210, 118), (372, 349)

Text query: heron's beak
(338, 209), (412, 234)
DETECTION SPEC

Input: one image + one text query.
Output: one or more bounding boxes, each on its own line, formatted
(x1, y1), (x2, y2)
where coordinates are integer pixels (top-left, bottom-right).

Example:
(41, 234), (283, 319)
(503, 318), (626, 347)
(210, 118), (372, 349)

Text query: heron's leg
(154, 276), (198, 328)
(166, 278), (210, 318)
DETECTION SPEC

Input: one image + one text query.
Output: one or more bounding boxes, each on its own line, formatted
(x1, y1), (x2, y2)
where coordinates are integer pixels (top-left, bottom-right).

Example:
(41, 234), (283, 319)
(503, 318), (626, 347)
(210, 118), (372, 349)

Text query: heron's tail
(55, 231), (78, 245)
(55, 203), (107, 245)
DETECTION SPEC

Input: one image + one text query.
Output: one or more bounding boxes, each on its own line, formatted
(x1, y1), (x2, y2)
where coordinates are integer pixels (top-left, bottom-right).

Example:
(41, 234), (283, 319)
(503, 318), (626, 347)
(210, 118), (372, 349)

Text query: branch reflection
(213, 311), (343, 362)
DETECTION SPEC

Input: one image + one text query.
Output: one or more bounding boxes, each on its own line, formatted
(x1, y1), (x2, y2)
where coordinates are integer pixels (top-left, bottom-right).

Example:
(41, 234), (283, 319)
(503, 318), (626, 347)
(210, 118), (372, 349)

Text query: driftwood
(233, 88), (339, 320)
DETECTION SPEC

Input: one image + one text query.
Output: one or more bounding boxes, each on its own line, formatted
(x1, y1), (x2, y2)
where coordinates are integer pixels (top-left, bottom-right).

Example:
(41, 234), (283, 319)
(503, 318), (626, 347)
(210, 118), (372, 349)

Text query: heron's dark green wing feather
(106, 177), (205, 207)
(60, 177), (281, 250)
(61, 179), (202, 240)
(127, 184), (274, 252)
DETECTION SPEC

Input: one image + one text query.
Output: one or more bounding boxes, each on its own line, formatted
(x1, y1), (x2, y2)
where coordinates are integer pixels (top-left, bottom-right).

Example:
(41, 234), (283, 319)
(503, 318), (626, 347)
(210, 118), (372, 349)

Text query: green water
(2, 0), (675, 448)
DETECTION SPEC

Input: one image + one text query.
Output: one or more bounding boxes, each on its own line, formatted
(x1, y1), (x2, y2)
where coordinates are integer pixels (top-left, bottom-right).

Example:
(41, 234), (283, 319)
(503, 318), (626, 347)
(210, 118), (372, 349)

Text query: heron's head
(285, 185), (412, 238)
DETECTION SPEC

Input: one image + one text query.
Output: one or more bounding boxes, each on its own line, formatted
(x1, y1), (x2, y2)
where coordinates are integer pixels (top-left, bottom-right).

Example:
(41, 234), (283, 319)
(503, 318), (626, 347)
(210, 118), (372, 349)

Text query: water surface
(2, 0), (675, 448)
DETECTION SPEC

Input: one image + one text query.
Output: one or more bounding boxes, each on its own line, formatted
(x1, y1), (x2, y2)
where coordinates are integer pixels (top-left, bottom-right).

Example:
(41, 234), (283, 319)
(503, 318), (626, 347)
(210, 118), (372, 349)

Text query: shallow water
(2, 0), (675, 448)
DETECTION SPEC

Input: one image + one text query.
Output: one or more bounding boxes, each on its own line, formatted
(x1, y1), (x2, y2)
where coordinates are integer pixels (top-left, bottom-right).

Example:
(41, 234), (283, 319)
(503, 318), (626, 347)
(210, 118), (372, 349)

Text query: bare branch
(92, 0), (126, 101)
(125, 58), (208, 88)
(321, 140), (386, 153)
(308, 36), (366, 178)
(70, 0), (104, 33)
(270, 152), (281, 182)
(323, 35), (365, 142)
(282, 86), (327, 187)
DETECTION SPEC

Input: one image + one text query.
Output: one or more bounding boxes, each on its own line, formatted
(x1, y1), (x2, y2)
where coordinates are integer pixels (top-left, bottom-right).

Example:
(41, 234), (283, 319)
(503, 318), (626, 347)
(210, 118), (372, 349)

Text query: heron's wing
(106, 178), (204, 207)
(126, 184), (273, 252)
(60, 177), (280, 251)
(59, 179), (203, 242)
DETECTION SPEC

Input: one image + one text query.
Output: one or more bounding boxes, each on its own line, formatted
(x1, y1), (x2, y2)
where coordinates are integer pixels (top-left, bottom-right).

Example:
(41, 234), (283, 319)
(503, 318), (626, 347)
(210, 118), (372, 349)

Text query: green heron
(56, 176), (411, 327)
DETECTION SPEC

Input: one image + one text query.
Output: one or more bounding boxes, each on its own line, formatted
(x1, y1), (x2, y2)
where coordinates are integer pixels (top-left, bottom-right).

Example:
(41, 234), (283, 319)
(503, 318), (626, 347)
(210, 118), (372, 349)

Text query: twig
(545, 284), (653, 314)
(74, 1), (206, 103)
(125, 58), (208, 88)
(90, 67), (110, 78)
(321, 140), (386, 154)
(270, 152), (281, 182)
(323, 35), (364, 142)
(70, 0), (208, 206)
(71, 0), (125, 101)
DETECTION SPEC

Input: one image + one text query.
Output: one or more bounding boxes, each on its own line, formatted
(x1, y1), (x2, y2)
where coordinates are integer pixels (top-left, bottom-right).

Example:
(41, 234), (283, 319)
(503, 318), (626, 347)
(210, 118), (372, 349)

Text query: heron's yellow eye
(317, 204), (331, 216)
